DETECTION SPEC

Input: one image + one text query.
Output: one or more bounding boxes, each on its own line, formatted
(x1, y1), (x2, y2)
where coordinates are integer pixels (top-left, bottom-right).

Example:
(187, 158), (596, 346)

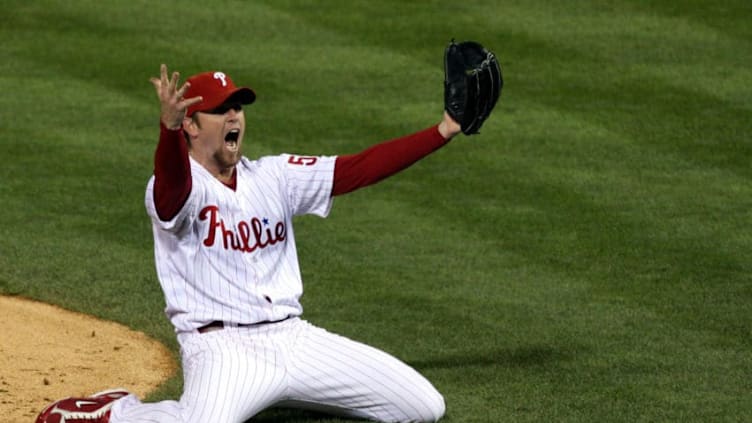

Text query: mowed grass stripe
(1, 1), (751, 421)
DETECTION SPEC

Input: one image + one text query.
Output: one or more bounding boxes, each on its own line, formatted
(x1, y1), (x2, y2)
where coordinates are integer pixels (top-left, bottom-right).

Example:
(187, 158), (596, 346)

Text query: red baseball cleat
(36, 388), (130, 423)
(90, 388), (131, 403)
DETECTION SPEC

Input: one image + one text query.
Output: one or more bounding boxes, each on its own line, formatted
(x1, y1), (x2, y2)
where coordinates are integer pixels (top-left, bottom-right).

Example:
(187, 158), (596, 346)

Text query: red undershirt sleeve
(153, 122), (192, 221)
(332, 125), (450, 196)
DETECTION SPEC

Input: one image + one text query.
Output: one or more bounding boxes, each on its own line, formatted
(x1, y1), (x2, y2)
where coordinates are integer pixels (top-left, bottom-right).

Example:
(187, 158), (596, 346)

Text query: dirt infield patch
(0, 295), (176, 421)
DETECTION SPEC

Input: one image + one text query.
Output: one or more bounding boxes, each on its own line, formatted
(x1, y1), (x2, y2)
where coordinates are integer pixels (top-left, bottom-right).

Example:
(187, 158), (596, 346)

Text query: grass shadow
(408, 345), (574, 370)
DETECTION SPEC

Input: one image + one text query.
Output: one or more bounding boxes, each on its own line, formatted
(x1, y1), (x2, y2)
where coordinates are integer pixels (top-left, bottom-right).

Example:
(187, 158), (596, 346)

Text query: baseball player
(37, 42), (501, 423)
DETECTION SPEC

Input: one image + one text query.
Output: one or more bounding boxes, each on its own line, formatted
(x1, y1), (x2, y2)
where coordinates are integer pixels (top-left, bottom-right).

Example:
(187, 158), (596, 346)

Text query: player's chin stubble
(215, 144), (242, 169)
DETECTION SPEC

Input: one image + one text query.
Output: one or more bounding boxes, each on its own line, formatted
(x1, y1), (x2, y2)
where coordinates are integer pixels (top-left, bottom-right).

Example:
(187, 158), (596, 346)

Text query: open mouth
(225, 129), (240, 151)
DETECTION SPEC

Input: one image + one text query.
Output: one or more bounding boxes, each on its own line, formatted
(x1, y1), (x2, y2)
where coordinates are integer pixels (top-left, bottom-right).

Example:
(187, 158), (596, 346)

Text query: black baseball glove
(444, 40), (503, 135)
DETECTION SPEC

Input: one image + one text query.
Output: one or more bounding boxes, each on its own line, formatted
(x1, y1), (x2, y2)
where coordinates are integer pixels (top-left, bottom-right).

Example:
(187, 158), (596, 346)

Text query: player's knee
(428, 394), (446, 422)
(415, 389), (445, 422)
(384, 388), (444, 423)
(430, 391), (446, 422)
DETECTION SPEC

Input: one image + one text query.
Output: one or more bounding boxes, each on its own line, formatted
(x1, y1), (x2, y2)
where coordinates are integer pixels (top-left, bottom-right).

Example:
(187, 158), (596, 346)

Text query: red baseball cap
(184, 71), (256, 117)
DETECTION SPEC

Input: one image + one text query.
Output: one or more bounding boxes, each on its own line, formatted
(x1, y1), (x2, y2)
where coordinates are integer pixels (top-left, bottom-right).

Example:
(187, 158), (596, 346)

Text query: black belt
(197, 317), (291, 334)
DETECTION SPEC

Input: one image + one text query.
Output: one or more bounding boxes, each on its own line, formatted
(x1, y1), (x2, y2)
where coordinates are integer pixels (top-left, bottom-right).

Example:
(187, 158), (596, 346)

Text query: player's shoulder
(235, 155), (288, 183)
(240, 154), (335, 178)
(240, 154), (303, 171)
(240, 154), (285, 171)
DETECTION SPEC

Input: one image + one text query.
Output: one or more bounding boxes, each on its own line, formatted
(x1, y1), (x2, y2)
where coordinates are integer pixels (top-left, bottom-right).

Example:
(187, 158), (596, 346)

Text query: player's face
(190, 102), (246, 173)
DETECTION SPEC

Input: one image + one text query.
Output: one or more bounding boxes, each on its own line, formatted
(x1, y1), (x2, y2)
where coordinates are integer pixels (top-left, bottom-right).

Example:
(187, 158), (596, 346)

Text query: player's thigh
(286, 321), (445, 422)
(178, 330), (287, 422)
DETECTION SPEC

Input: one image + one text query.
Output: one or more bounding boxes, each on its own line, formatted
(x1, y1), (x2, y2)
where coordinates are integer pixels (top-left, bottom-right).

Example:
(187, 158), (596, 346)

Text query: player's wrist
(438, 112), (461, 140)
(160, 120), (182, 132)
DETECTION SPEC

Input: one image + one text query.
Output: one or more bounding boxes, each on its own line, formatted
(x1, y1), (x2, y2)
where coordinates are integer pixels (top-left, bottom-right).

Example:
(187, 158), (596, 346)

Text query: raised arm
(332, 112), (460, 196)
(149, 64), (203, 221)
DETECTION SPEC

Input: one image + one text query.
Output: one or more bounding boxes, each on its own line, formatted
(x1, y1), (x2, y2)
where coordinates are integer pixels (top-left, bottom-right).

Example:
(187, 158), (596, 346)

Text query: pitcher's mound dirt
(0, 295), (176, 421)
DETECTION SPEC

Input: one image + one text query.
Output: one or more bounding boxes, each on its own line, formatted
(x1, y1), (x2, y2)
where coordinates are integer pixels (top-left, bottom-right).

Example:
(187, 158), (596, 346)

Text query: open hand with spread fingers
(149, 64), (204, 130)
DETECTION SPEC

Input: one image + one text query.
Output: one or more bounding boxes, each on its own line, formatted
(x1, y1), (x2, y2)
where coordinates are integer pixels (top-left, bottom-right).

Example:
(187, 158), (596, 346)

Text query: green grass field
(1, 1), (751, 421)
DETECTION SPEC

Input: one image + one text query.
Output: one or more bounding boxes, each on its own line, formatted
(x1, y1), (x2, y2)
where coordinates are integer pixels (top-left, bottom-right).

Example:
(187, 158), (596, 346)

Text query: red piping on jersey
(332, 125), (449, 196)
(153, 123), (450, 220)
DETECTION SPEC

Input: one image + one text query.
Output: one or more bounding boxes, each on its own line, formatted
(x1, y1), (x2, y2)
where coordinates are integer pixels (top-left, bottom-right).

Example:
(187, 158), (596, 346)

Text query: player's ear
(183, 115), (199, 138)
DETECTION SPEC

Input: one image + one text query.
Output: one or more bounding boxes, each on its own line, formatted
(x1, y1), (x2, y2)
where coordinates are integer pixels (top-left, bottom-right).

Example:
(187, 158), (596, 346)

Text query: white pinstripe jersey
(145, 154), (335, 333)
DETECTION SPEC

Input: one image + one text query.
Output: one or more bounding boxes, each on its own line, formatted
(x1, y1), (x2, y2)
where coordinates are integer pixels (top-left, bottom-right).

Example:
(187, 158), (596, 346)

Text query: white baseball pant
(109, 318), (445, 422)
